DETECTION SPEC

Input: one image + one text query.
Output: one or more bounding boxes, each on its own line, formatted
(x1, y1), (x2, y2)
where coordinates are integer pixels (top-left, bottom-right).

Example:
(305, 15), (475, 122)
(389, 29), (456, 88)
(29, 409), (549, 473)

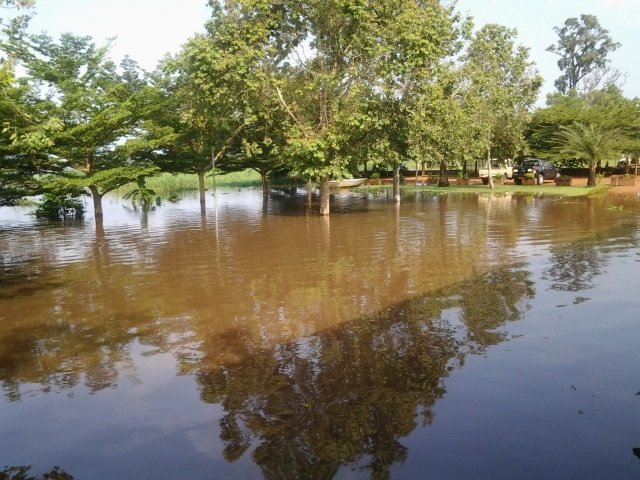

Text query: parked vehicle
(479, 159), (514, 185)
(613, 158), (639, 175)
(512, 158), (560, 185)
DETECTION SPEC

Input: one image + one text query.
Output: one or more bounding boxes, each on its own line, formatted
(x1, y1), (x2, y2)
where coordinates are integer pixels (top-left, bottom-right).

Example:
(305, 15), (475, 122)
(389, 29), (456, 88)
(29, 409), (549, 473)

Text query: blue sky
(28, 0), (640, 104)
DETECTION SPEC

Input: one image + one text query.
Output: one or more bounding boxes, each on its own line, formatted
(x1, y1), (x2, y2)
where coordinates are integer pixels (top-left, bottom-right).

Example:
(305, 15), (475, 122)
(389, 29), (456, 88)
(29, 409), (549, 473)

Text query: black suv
(513, 158), (559, 185)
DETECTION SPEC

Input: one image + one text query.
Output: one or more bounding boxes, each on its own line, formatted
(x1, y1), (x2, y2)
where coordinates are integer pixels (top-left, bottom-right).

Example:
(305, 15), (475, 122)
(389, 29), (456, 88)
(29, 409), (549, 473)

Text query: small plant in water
(124, 176), (157, 210)
(35, 193), (85, 220)
(607, 204), (623, 212)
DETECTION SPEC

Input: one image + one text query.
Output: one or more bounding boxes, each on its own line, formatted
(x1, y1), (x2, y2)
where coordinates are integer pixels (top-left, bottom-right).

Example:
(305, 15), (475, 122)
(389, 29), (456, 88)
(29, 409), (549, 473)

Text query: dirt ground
(405, 175), (640, 194)
(569, 176), (640, 194)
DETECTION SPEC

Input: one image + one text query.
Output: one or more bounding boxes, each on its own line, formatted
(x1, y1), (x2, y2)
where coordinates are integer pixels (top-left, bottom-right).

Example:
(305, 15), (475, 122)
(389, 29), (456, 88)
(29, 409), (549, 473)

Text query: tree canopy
(4, 3), (638, 218)
(547, 14), (620, 94)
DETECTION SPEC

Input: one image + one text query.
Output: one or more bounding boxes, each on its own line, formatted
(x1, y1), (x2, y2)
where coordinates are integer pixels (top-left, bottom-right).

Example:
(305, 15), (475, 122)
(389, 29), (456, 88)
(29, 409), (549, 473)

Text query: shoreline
(368, 175), (640, 197)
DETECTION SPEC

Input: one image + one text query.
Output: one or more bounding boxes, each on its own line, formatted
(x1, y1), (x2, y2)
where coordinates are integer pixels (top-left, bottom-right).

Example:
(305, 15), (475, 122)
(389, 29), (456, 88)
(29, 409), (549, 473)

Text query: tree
(547, 14), (620, 94)
(412, 67), (480, 186)
(356, 1), (464, 199)
(527, 86), (640, 166)
(4, 32), (157, 220)
(0, 0), (62, 205)
(556, 122), (622, 186)
(146, 1), (285, 210)
(270, 0), (370, 215)
(463, 24), (542, 189)
(125, 65), (214, 215)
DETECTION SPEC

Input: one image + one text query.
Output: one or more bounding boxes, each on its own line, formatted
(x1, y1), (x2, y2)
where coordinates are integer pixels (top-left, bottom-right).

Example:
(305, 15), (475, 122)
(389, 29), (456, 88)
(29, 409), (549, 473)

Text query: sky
(25, 0), (640, 105)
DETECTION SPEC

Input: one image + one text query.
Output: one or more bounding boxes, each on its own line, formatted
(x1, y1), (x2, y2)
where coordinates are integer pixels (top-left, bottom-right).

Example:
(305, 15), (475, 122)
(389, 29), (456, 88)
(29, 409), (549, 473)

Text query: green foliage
(555, 122), (622, 185)
(527, 87), (639, 164)
(0, 465), (73, 480)
(2, 30), (152, 216)
(85, 165), (160, 195)
(123, 176), (156, 209)
(463, 23), (542, 163)
(35, 192), (84, 220)
(547, 14), (620, 94)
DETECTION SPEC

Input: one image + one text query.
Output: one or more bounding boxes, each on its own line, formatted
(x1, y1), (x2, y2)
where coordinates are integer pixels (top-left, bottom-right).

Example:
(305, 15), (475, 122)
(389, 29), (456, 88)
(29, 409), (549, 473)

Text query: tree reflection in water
(0, 251), (534, 477)
(0, 465), (74, 480)
(191, 266), (534, 479)
(546, 240), (604, 292)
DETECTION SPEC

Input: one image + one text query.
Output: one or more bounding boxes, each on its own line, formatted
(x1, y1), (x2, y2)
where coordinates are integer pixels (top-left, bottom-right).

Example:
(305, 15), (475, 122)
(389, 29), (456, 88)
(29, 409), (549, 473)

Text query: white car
(479, 159), (514, 185)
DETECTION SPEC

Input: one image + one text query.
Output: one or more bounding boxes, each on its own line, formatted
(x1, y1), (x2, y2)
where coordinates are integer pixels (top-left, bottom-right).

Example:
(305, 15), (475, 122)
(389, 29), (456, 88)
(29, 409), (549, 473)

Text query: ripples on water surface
(1, 189), (640, 479)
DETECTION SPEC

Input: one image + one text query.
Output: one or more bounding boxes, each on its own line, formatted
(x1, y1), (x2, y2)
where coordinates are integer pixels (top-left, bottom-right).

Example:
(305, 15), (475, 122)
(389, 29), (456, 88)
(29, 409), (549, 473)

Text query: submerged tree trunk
(306, 178), (313, 209)
(211, 147), (217, 196)
(319, 176), (330, 215)
(89, 185), (104, 221)
(260, 171), (269, 197)
(392, 164), (401, 202)
(307, 177), (313, 208)
(197, 170), (206, 215)
(438, 160), (449, 187)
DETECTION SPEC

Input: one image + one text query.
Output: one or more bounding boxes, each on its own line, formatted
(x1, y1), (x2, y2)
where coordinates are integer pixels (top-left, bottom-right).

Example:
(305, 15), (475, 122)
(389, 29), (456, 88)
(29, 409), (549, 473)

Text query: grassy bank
(119, 170), (263, 200)
(121, 172), (611, 201)
(354, 183), (611, 197)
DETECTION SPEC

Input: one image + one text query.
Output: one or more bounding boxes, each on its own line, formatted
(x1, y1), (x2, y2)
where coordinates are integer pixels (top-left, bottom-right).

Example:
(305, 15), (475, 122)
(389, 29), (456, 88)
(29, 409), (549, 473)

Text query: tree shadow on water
(191, 266), (535, 479)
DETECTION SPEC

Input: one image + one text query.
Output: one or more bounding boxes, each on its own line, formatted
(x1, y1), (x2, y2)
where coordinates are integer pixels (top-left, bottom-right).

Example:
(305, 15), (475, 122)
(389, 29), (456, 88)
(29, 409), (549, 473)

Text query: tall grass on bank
(118, 170), (262, 202)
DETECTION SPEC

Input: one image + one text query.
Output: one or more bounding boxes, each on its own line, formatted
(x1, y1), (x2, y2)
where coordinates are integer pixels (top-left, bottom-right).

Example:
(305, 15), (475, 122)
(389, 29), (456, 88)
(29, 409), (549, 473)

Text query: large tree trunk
(392, 164), (401, 202)
(306, 178), (313, 209)
(319, 176), (330, 215)
(89, 186), (103, 221)
(197, 170), (206, 215)
(587, 164), (597, 187)
(438, 160), (449, 187)
(260, 171), (269, 197)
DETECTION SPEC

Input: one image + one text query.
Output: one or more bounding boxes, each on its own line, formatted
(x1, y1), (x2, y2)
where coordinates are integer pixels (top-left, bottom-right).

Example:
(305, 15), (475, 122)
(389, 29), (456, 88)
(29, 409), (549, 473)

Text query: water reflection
(546, 241), (604, 292)
(2, 190), (640, 478)
(1, 465), (74, 480)
(191, 266), (534, 478)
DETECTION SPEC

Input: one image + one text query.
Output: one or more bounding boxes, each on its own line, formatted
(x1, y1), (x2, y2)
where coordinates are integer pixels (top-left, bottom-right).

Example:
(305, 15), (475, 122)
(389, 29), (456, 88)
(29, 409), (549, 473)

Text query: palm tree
(556, 123), (622, 186)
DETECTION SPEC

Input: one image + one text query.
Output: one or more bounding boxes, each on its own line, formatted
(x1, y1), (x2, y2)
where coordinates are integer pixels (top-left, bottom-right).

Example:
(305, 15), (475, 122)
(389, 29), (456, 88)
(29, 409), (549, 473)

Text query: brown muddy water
(1, 189), (640, 479)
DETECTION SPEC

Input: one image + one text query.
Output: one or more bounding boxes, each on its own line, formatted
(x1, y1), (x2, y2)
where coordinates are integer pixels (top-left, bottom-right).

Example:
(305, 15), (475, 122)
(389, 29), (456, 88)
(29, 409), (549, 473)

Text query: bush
(35, 193), (85, 220)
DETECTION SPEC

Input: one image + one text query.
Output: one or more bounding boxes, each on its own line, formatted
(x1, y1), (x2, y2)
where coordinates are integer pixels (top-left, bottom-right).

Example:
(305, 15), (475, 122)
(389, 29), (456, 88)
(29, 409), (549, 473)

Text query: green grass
(120, 172), (611, 201)
(118, 170), (263, 201)
(355, 183), (611, 197)
(213, 169), (262, 187)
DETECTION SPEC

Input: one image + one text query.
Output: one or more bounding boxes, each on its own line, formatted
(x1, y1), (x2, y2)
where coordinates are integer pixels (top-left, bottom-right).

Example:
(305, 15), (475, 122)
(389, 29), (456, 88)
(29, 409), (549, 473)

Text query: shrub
(35, 193), (85, 220)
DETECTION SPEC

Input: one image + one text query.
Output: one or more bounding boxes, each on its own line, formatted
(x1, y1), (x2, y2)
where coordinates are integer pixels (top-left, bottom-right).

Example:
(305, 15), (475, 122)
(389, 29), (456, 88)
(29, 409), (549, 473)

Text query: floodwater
(1, 189), (640, 479)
